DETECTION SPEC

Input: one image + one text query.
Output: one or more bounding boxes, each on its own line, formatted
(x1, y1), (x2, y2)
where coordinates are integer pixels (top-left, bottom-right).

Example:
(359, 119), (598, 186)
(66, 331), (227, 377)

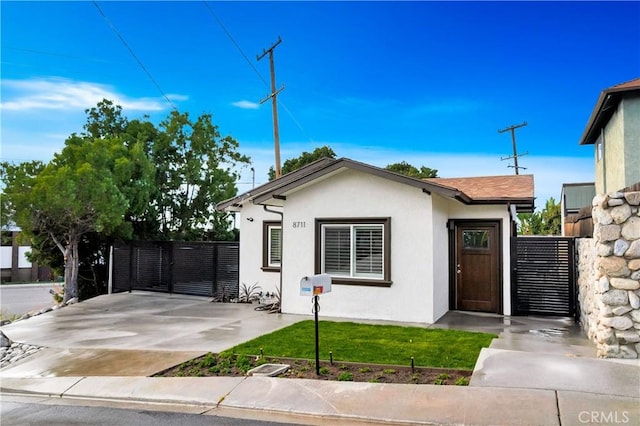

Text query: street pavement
(0, 283), (57, 318)
(1, 292), (639, 425)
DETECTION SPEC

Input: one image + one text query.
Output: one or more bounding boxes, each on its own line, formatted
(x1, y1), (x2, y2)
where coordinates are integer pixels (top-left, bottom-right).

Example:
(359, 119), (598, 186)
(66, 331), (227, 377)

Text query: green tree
(82, 100), (250, 240)
(517, 212), (543, 235)
(1, 133), (154, 302)
(151, 111), (249, 240)
(540, 197), (561, 235)
(517, 197), (561, 235)
(0, 160), (45, 227)
(1, 99), (249, 300)
(385, 161), (438, 178)
(268, 145), (336, 180)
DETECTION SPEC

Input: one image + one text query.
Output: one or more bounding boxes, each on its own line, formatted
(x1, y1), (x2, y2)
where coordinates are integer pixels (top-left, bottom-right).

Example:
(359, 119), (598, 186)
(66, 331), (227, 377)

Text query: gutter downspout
(508, 203), (518, 237)
(263, 205), (283, 313)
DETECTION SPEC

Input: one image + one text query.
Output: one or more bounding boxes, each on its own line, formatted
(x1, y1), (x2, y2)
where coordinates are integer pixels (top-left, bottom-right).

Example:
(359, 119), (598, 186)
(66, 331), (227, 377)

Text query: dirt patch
(154, 353), (472, 385)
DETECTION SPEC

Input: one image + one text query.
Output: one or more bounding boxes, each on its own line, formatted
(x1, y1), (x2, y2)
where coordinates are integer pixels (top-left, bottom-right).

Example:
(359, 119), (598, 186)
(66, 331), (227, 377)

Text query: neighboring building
(0, 228), (51, 282)
(578, 77), (640, 194)
(560, 182), (595, 237)
(217, 158), (534, 324)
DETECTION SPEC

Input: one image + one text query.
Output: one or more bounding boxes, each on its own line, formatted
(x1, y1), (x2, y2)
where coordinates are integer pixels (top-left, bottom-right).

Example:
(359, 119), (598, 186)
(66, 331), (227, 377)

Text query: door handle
(456, 264), (461, 274)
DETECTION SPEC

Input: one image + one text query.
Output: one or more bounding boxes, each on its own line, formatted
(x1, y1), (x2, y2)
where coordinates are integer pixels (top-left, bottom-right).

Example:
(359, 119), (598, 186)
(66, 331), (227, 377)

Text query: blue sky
(1, 1), (639, 208)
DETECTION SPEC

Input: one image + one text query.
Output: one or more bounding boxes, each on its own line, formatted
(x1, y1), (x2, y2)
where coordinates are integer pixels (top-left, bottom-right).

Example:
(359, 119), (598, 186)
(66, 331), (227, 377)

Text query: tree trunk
(60, 238), (79, 303)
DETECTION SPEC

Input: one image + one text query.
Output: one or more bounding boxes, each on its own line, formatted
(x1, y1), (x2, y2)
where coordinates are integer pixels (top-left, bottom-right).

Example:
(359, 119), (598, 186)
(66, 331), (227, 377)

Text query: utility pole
(499, 121), (528, 175)
(257, 37), (285, 179)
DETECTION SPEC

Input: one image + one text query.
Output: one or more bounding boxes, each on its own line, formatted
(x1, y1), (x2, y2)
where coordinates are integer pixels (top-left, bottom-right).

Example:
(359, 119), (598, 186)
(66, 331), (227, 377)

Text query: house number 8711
(292, 221), (306, 229)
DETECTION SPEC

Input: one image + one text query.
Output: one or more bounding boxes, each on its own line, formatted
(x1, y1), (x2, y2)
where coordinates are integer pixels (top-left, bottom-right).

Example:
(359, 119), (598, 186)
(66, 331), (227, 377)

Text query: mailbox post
(300, 274), (331, 375)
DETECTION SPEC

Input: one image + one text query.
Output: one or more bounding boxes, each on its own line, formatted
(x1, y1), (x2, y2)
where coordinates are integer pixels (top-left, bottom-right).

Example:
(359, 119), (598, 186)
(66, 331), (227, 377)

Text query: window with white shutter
(269, 226), (282, 266)
(262, 221), (281, 271)
(316, 218), (391, 286)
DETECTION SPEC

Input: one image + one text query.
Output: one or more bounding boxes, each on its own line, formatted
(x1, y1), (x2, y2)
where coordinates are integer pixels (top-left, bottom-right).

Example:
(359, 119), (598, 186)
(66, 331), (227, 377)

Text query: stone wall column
(586, 190), (640, 358)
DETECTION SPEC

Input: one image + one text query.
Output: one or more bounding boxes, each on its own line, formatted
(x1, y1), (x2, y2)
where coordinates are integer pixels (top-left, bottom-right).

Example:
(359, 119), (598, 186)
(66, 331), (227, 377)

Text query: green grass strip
(227, 320), (496, 370)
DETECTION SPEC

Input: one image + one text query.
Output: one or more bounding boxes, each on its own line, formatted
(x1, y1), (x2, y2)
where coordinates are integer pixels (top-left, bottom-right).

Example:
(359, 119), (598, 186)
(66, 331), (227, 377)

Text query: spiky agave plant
(238, 282), (261, 303)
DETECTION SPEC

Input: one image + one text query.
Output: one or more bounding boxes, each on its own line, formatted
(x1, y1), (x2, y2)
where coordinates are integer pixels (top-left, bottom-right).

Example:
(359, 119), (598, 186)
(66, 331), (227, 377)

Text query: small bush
(198, 353), (217, 368)
(382, 369), (396, 374)
(319, 366), (330, 375)
(455, 377), (470, 386)
(337, 372), (353, 381)
(358, 367), (371, 373)
(235, 355), (251, 373)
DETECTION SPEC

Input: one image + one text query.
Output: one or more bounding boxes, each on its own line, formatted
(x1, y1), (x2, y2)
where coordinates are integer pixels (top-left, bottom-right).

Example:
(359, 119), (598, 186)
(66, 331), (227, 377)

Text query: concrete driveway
(0, 291), (306, 377)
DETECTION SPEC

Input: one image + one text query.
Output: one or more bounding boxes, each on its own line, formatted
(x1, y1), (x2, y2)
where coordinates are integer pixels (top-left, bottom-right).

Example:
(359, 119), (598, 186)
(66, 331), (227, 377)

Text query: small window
(596, 133), (603, 162)
(262, 221), (281, 271)
(463, 230), (490, 249)
(316, 218), (391, 287)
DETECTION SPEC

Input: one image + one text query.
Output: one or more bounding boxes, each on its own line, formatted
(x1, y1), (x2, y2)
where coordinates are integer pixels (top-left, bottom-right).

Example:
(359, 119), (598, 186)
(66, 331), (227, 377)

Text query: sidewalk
(1, 294), (639, 425)
(1, 374), (638, 425)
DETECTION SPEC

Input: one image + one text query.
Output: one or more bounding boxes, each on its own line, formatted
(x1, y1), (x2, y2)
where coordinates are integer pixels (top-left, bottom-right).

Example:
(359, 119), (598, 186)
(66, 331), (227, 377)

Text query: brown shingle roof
(425, 175), (534, 201)
(608, 77), (640, 91)
(217, 158), (535, 212)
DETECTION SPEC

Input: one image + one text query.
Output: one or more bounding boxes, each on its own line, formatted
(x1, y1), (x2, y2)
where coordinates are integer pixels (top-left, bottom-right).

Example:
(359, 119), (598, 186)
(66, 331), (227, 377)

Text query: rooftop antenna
(257, 37), (285, 179)
(499, 121), (528, 175)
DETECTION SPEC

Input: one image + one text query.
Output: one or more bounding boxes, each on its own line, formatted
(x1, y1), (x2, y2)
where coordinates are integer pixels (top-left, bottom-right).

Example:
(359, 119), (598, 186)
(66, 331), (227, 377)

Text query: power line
(201, 1), (268, 87)
(92, 1), (177, 111)
(201, 1), (315, 144)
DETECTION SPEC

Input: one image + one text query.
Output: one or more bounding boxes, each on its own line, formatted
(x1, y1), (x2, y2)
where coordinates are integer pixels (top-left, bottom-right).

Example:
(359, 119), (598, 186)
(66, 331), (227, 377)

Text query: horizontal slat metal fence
(511, 237), (576, 317)
(112, 241), (238, 298)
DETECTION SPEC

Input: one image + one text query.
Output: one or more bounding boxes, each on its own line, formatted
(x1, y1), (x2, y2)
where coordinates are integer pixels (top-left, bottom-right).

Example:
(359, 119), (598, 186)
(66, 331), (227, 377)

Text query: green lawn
(227, 320), (496, 370)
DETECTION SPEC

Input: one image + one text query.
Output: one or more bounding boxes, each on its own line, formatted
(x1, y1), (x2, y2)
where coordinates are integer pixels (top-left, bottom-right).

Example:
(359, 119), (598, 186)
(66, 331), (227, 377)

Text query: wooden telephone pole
(499, 121), (528, 175)
(257, 37), (285, 179)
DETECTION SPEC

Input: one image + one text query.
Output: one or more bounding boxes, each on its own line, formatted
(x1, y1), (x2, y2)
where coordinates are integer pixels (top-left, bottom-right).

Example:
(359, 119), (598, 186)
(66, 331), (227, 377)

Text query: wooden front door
(454, 221), (501, 313)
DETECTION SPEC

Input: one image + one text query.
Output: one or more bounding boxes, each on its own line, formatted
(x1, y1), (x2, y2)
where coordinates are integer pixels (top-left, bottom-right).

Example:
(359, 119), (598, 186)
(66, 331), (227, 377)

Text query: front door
(453, 221), (501, 313)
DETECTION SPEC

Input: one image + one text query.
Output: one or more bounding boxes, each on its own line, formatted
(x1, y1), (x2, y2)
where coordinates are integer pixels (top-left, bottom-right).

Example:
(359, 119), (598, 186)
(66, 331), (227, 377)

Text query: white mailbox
(300, 274), (332, 296)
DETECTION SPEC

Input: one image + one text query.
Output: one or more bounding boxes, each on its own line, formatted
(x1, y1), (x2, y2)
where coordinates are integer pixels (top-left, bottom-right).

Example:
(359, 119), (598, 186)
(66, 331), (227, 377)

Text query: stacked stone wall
(577, 191), (640, 358)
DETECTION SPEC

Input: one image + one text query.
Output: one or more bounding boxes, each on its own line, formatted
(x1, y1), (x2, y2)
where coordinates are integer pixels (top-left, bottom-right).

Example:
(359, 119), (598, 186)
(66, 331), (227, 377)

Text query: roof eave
(214, 157), (338, 211)
(470, 197), (535, 213)
(251, 158), (466, 205)
(579, 85), (640, 146)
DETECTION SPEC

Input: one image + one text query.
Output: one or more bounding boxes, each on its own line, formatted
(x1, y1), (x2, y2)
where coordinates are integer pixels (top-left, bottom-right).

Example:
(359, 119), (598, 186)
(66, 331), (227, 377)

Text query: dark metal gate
(511, 237), (576, 317)
(112, 241), (239, 299)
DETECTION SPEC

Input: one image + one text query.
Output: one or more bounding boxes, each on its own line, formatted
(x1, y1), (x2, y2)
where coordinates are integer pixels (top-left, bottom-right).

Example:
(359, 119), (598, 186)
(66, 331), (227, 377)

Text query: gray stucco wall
(601, 106), (625, 193)
(623, 95), (640, 187)
(597, 95), (640, 194)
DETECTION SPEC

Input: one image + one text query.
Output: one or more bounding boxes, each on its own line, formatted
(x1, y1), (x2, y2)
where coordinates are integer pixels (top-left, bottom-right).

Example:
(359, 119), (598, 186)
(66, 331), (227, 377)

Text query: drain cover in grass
(247, 363), (290, 377)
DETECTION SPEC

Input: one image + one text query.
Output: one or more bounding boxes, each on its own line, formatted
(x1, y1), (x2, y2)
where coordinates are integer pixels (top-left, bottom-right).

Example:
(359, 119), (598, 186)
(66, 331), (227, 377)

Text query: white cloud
(0, 77), (184, 111)
(232, 100), (260, 110)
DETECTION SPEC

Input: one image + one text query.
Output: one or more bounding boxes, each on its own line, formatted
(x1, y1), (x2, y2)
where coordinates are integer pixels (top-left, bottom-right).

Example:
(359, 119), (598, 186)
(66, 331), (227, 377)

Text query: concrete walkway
(1, 293), (639, 425)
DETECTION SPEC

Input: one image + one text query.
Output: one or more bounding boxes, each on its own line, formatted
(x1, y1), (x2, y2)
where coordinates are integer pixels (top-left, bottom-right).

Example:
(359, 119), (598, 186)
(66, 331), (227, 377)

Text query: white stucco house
(217, 158), (534, 324)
